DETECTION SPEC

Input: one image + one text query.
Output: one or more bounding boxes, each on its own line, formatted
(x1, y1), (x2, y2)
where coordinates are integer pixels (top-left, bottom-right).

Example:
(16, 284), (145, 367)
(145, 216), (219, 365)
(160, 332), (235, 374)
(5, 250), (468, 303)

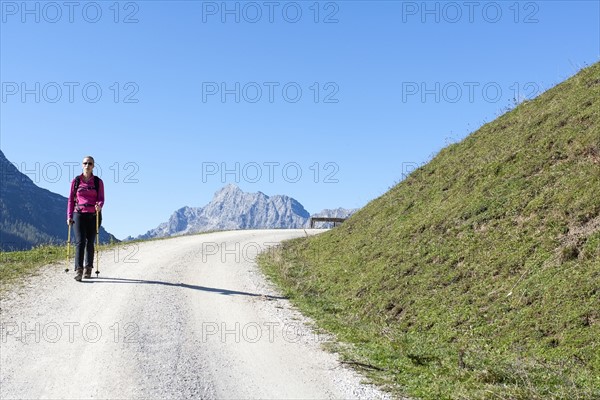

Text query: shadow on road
(82, 276), (286, 300)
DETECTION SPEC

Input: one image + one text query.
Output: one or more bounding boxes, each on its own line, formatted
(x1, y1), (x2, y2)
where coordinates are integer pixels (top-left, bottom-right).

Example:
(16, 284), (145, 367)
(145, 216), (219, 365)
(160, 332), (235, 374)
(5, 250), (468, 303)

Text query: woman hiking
(67, 156), (105, 281)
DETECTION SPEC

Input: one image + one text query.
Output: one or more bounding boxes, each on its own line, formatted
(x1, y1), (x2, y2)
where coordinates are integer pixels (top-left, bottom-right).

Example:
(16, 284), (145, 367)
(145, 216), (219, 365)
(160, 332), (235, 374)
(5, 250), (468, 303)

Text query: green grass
(0, 242), (116, 290)
(0, 230), (219, 291)
(0, 244), (66, 285)
(258, 63), (600, 399)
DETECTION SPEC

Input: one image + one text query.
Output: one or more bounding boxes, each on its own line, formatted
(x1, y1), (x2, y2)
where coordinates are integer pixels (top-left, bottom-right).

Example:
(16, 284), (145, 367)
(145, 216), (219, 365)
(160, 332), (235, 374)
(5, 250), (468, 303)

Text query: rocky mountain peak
(136, 185), (354, 239)
(214, 183), (243, 197)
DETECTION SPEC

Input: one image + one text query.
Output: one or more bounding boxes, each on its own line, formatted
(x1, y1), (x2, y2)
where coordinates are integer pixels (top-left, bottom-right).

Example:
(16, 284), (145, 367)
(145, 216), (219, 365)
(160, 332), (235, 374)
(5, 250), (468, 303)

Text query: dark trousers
(73, 212), (100, 270)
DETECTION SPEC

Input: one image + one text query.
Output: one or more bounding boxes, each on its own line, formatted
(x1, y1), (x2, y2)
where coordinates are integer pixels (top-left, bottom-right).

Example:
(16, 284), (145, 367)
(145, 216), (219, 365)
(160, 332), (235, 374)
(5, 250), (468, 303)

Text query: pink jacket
(67, 174), (105, 219)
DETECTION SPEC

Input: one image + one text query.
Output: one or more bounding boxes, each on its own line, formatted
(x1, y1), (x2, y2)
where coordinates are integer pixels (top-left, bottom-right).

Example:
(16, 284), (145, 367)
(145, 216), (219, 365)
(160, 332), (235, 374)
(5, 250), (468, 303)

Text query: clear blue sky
(1, 0), (598, 239)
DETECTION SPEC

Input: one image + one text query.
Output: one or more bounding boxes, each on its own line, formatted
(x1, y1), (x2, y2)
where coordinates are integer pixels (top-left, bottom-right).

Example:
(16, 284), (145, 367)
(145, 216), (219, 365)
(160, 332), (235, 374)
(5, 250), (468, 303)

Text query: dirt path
(1, 229), (391, 399)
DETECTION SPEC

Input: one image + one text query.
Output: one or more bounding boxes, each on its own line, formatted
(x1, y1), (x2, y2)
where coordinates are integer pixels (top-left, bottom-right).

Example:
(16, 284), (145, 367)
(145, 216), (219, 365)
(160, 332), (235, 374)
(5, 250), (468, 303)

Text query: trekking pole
(95, 210), (100, 276)
(65, 223), (72, 273)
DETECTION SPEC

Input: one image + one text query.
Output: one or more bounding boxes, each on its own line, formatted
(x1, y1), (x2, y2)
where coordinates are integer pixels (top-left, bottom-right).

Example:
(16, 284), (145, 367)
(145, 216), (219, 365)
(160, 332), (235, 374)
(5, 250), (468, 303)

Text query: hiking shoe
(83, 268), (92, 279)
(74, 269), (83, 282)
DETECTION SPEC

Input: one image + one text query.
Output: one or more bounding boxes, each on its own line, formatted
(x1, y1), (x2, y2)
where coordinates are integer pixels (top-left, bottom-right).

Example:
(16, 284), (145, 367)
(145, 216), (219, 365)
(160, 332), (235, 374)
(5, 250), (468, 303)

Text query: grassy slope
(259, 63), (600, 399)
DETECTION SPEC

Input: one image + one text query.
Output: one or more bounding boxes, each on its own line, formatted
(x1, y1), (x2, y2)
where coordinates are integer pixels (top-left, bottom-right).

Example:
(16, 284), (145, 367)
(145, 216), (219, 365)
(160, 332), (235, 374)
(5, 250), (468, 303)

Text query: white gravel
(1, 229), (396, 399)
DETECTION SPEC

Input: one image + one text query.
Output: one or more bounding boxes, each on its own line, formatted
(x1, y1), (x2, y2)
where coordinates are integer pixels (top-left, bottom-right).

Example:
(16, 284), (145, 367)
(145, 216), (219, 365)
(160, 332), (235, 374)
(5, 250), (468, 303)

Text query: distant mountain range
(0, 150), (115, 251)
(132, 184), (356, 240)
(0, 149), (355, 248)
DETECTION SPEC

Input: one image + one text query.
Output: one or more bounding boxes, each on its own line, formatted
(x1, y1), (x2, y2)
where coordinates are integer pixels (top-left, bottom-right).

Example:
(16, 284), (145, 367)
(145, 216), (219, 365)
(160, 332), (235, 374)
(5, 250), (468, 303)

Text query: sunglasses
(83, 162), (94, 165)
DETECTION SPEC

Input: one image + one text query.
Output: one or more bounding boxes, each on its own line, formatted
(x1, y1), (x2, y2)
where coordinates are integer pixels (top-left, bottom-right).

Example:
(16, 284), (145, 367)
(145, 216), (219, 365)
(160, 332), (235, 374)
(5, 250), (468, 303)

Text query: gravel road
(1, 229), (393, 399)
